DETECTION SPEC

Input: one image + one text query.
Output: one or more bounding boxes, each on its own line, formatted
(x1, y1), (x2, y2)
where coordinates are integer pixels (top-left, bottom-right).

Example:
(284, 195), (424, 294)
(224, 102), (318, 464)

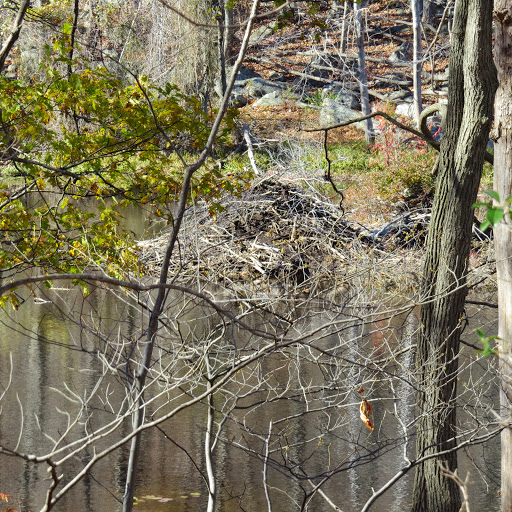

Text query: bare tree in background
(353, 0), (374, 145)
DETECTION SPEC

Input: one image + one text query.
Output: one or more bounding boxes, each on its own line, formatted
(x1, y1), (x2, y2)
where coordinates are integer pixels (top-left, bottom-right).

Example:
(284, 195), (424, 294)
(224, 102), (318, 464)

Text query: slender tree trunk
(492, 2), (512, 511)
(215, 0), (227, 95)
(340, 0), (350, 54)
(121, 2), (262, 509)
(412, 0), (423, 125)
(224, 1), (235, 65)
(0, 0), (30, 72)
(412, 0), (496, 510)
(353, 0), (374, 145)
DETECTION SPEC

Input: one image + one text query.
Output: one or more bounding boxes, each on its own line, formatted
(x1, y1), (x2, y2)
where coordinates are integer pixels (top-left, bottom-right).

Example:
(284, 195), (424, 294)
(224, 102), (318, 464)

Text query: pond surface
(0, 202), (502, 512)
(0, 286), (500, 512)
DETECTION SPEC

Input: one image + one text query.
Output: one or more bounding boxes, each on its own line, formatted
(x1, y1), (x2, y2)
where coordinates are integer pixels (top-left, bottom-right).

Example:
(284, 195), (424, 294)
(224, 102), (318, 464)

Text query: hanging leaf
(360, 399), (374, 432)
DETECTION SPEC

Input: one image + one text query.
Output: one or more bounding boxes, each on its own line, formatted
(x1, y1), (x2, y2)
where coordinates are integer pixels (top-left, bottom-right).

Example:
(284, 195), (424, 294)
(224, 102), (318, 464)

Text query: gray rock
(394, 102), (415, 117)
(319, 99), (363, 129)
(215, 66), (262, 98)
(249, 24), (275, 45)
(242, 78), (287, 98)
(235, 66), (261, 83)
(268, 71), (287, 81)
(321, 86), (360, 110)
(389, 41), (413, 63)
(230, 95), (249, 108)
(253, 91), (289, 107)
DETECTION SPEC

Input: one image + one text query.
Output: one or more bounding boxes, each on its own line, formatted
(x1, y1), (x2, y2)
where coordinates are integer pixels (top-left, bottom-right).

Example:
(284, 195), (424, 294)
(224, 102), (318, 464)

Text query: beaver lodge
(135, 177), (464, 299)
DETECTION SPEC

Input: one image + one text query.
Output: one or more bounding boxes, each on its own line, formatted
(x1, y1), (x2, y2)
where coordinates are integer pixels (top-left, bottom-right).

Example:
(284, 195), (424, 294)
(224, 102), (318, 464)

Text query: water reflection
(0, 285), (501, 512)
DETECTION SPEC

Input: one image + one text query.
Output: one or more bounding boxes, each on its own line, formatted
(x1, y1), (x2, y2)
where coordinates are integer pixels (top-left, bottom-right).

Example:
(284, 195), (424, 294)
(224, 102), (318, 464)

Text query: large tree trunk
(412, 0), (496, 510)
(492, 2), (512, 511)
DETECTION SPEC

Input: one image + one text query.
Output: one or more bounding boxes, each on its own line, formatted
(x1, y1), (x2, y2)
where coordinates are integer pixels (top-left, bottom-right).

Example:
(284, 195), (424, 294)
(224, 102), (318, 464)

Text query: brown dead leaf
(360, 399), (374, 432)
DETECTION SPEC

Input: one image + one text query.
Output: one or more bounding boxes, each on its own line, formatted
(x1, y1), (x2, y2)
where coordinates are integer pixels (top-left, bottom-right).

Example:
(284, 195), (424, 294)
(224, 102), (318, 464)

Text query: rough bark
(492, 3), (512, 511)
(412, 0), (497, 510)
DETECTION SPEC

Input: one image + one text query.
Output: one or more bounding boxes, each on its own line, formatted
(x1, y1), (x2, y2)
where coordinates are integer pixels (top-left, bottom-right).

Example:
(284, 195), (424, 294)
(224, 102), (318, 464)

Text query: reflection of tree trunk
(205, 357), (217, 512)
(353, 0), (374, 145)
(412, 0), (496, 510)
(492, 2), (512, 510)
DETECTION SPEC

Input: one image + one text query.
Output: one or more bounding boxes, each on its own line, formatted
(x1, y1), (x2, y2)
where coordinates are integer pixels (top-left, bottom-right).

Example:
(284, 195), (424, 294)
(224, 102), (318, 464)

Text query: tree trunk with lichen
(412, 0), (497, 510)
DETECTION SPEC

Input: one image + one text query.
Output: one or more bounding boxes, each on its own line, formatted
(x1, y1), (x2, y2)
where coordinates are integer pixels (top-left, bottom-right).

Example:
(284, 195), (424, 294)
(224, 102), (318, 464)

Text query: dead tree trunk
(492, 2), (512, 511)
(353, 0), (375, 145)
(412, 0), (423, 125)
(411, 0), (496, 510)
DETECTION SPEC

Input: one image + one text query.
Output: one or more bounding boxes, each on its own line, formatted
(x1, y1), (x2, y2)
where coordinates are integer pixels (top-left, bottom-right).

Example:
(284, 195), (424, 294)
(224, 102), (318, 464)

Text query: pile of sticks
(137, 179), (430, 290)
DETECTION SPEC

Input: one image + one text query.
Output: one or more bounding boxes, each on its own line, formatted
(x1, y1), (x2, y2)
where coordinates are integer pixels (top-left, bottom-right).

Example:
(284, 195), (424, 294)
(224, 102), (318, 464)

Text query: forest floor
(140, 1), (496, 297)
(231, 0), (449, 221)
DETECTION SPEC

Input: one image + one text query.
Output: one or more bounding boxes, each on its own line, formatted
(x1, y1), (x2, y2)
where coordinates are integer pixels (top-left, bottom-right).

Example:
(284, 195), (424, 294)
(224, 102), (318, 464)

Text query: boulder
(230, 95), (249, 108)
(253, 91), (289, 107)
(249, 24), (275, 46)
(235, 66), (261, 83)
(242, 78), (287, 98)
(215, 67), (263, 98)
(320, 85), (360, 110)
(394, 101), (415, 117)
(319, 99), (363, 129)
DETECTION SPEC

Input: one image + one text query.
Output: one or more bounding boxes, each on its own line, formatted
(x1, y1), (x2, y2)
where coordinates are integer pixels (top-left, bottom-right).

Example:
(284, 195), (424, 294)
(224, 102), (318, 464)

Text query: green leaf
(472, 201), (491, 209)
(484, 190), (501, 202)
(486, 207), (505, 226)
(476, 328), (499, 356)
(479, 220), (490, 232)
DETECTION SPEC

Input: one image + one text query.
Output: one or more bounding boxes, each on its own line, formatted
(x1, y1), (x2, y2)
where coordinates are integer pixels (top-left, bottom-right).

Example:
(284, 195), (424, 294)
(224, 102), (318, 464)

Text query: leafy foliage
(0, 32), (241, 278)
(476, 328), (499, 356)
(473, 190), (512, 231)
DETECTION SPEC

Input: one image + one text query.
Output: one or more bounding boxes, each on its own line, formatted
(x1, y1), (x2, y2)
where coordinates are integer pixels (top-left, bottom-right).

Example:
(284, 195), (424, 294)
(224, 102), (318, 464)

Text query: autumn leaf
(360, 399), (374, 432)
